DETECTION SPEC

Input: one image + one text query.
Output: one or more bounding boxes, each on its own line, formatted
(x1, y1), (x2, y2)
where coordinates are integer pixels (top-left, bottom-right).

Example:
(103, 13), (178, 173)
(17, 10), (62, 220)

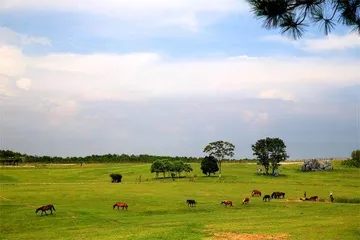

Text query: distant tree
(201, 156), (219, 176)
(183, 163), (193, 176)
(251, 137), (289, 175)
(110, 173), (122, 183)
(203, 141), (235, 176)
(173, 160), (185, 177)
(163, 159), (174, 177)
(246, 0), (360, 40)
(150, 160), (165, 178)
(342, 149), (360, 168)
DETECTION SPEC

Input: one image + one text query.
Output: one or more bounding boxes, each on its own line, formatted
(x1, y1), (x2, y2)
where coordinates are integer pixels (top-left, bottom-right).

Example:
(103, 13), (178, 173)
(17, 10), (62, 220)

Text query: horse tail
(52, 205), (56, 211)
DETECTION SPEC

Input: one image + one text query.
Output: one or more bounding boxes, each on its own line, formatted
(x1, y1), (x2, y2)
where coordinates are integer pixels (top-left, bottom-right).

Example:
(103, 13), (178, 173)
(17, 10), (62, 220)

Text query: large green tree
(246, 0), (360, 39)
(200, 156), (219, 176)
(251, 137), (289, 175)
(203, 141), (235, 176)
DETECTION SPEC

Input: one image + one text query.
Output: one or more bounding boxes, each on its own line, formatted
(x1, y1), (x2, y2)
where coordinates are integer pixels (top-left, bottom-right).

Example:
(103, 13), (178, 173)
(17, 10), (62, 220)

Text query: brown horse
(242, 198), (249, 204)
(186, 199), (196, 207)
(113, 202), (128, 210)
(221, 200), (233, 207)
(263, 195), (271, 202)
(271, 192), (285, 199)
(251, 190), (262, 197)
(35, 205), (56, 216)
(308, 196), (319, 201)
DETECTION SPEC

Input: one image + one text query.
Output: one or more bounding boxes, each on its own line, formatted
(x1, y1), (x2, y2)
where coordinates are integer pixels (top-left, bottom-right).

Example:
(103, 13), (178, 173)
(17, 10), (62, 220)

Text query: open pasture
(1, 161), (359, 240)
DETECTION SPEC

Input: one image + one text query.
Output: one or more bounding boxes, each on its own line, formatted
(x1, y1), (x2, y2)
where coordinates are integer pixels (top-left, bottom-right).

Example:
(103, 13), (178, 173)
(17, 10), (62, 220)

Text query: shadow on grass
(252, 173), (289, 178)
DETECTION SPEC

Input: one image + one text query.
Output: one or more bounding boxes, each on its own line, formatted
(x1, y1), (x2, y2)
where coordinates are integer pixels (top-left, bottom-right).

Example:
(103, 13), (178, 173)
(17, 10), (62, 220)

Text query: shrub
(334, 197), (360, 204)
(110, 173), (122, 183)
(341, 149), (360, 168)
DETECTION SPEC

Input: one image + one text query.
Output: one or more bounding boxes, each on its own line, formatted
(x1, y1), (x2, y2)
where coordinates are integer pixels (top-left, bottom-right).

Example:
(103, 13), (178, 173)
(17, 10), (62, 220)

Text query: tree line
(0, 150), (255, 164)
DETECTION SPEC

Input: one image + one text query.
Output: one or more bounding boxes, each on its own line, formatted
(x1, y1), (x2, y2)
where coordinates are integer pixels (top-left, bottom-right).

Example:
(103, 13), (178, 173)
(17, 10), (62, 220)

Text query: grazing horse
(186, 199), (196, 207)
(308, 196), (318, 201)
(263, 195), (271, 202)
(35, 205), (56, 216)
(242, 198), (249, 204)
(113, 202), (128, 210)
(221, 200), (233, 207)
(271, 192), (285, 199)
(251, 190), (261, 197)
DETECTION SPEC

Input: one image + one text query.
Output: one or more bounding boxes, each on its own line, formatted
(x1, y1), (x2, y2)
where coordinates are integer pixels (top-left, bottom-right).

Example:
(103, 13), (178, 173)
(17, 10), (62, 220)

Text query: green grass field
(1, 161), (359, 240)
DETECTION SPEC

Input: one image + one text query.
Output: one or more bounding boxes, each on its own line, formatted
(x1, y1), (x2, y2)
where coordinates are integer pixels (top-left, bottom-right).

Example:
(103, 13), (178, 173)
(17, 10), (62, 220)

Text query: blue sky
(0, 0), (359, 159)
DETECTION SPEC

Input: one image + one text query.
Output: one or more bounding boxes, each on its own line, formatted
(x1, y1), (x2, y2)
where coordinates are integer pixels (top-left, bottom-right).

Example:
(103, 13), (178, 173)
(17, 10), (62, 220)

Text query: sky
(0, 0), (359, 159)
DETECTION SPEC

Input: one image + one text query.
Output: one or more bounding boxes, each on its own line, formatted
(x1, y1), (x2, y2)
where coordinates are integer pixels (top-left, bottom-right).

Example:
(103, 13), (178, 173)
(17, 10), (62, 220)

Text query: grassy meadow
(0, 161), (359, 240)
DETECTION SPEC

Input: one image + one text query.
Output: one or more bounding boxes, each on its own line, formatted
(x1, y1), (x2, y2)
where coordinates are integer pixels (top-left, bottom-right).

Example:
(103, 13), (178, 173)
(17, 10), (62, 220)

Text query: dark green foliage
(251, 137), (289, 175)
(203, 141), (235, 176)
(201, 156), (219, 176)
(150, 159), (193, 178)
(0, 150), (203, 164)
(183, 163), (193, 174)
(334, 197), (360, 204)
(246, 0), (360, 39)
(341, 149), (360, 168)
(110, 173), (122, 183)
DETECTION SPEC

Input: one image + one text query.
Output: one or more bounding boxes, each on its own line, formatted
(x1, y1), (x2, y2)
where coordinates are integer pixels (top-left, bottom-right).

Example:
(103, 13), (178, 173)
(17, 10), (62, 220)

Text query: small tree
(110, 173), (122, 183)
(183, 163), (193, 176)
(246, 0), (360, 40)
(173, 160), (185, 177)
(252, 137), (289, 175)
(201, 156), (219, 176)
(163, 159), (174, 177)
(150, 160), (165, 178)
(203, 141), (235, 176)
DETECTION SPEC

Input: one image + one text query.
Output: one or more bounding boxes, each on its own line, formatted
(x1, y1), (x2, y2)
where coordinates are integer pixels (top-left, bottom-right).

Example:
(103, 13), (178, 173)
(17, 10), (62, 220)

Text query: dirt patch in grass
(210, 232), (289, 240)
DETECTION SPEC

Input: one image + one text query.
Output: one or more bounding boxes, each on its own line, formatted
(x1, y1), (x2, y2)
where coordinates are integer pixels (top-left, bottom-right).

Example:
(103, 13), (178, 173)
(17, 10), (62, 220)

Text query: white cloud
(263, 33), (360, 52)
(16, 78), (32, 90)
(259, 89), (297, 102)
(253, 112), (269, 127)
(0, 45), (26, 76)
(303, 33), (360, 51)
(242, 110), (269, 127)
(0, 0), (248, 31)
(0, 27), (51, 46)
(0, 76), (15, 97)
(2, 36), (360, 126)
(2, 45), (359, 103)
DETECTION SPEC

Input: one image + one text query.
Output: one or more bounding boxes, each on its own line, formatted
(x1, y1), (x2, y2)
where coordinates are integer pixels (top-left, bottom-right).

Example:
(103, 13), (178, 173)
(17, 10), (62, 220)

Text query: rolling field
(0, 161), (359, 240)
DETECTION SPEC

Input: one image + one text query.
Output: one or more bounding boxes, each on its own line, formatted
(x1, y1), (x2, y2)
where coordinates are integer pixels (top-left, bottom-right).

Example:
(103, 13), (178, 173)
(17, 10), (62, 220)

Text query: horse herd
(35, 189), (321, 216)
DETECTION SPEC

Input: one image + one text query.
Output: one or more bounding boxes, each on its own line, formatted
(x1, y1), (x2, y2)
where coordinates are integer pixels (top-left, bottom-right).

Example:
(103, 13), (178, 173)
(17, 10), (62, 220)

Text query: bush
(110, 173), (122, 183)
(341, 149), (360, 168)
(334, 197), (360, 204)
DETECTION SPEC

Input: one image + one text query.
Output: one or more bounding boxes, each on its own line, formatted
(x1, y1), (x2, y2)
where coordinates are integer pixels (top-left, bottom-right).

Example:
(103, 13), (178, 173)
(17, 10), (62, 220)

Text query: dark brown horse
(242, 198), (250, 204)
(221, 200), (233, 207)
(35, 205), (56, 216)
(113, 202), (128, 210)
(271, 192), (285, 199)
(263, 195), (271, 202)
(251, 190), (262, 197)
(186, 199), (196, 207)
(308, 196), (319, 201)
